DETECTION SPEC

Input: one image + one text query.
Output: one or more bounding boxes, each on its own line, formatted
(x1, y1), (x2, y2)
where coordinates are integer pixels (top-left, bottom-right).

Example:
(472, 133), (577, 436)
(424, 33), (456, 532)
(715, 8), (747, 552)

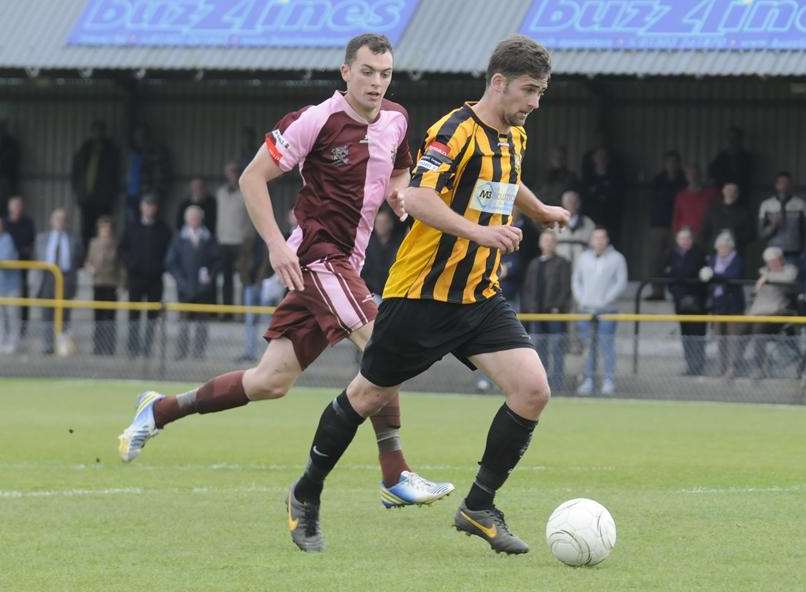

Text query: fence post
(590, 314), (599, 378)
(633, 280), (651, 375)
(158, 308), (167, 380)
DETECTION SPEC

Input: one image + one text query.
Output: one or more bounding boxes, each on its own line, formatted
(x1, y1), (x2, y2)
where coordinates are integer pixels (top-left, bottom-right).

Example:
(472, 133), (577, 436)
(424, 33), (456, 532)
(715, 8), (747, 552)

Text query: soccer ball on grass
(545, 498), (616, 566)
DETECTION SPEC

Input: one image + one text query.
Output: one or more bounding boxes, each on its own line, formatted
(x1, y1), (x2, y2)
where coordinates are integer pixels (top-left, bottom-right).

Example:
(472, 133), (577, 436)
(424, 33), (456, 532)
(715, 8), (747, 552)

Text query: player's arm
(400, 186), (522, 254)
(239, 145), (304, 291)
(386, 168), (410, 221)
(516, 182), (570, 229)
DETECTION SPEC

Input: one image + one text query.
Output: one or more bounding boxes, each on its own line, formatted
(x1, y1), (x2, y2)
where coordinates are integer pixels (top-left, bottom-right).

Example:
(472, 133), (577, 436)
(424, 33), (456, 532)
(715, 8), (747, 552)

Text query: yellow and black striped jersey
(383, 102), (526, 304)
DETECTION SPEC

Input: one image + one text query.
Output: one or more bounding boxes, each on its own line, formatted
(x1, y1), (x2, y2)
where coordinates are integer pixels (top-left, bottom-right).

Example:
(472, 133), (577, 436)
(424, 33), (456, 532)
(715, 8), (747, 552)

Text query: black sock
(465, 404), (537, 511)
(294, 391), (365, 504)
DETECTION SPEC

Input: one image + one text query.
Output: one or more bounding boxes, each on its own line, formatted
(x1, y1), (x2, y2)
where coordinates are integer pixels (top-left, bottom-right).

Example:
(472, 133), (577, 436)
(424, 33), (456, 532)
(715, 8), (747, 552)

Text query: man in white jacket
(572, 227), (628, 395)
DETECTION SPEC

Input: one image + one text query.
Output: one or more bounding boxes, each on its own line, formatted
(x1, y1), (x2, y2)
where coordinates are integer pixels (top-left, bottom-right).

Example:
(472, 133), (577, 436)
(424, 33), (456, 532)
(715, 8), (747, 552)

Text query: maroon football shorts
(264, 256), (378, 369)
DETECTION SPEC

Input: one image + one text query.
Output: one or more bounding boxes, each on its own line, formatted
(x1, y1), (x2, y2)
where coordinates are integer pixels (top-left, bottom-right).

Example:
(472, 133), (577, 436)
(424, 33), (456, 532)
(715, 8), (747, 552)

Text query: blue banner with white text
(520, 0), (806, 50)
(68, 0), (420, 47)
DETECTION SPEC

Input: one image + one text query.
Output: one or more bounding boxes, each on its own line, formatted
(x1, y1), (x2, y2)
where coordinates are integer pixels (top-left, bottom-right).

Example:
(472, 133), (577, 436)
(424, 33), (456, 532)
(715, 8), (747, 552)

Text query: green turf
(0, 378), (804, 592)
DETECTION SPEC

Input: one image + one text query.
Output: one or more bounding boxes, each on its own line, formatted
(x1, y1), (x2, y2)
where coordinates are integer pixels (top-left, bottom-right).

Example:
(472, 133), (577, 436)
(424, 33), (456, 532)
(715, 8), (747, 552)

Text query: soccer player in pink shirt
(117, 35), (453, 525)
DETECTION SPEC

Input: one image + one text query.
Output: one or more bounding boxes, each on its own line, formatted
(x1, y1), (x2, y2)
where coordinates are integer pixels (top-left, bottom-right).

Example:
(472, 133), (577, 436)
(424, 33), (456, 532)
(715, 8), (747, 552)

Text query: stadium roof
(3, 0), (806, 77)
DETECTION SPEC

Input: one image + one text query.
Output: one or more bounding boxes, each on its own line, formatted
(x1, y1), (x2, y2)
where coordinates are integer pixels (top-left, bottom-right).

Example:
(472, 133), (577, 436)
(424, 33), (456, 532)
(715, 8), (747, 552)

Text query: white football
(545, 498), (616, 566)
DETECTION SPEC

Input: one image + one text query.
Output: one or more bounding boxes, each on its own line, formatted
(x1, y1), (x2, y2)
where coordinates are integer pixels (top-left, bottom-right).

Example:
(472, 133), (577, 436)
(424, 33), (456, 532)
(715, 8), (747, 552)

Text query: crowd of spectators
(0, 119), (267, 359)
(0, 119), (804, 394)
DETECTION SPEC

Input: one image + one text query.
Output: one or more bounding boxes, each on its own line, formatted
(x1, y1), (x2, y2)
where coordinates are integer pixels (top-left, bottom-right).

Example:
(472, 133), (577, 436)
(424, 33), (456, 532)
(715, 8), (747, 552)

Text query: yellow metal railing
(0, 260), (64, 336)
(0, 291), (803, 325)
(600, 313), (806, 325)
(163, 302), (278, 315)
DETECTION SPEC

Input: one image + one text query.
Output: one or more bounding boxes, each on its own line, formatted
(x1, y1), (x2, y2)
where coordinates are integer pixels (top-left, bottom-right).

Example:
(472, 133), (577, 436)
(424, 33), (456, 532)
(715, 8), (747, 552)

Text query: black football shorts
(360, 293), (534, 387)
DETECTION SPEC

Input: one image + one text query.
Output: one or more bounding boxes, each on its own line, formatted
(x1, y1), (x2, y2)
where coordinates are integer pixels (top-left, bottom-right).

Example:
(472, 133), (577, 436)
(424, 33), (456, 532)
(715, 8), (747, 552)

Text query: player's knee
(521, 373), (551, 413)
(243, 368), (292, 400)
(249, 382), (289, 400)
(347, 378), (397, 417)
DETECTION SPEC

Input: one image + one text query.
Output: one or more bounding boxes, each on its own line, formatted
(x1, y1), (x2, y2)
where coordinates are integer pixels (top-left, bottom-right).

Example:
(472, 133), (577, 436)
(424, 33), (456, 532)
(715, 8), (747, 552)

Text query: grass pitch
(1, 378), (804, 592)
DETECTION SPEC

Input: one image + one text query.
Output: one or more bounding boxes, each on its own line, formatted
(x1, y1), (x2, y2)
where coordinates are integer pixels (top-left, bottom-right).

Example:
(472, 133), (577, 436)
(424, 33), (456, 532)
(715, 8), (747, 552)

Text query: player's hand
(387, 188), (408, 222)
(538, 205), (571, 230)
(474, 225), (523, 254)
(268, 239), (305, 292)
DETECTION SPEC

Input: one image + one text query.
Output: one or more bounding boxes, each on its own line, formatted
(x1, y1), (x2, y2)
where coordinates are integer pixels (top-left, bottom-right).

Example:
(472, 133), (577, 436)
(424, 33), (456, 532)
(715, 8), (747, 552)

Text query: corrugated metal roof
(2, 0), (806, 77)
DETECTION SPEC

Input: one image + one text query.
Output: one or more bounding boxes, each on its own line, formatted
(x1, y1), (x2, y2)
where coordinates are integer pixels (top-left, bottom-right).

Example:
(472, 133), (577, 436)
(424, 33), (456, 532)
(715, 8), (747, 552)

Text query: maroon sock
(154, 370), (249, 429)
(370, 395), (411, 487)
(379, 450), (411, 487)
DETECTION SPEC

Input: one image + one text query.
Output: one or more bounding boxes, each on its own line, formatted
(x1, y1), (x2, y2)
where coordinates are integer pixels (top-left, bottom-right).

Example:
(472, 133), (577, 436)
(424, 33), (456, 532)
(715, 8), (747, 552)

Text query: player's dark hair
(344, 33), (393, 65)
(776, 170), (792, 179)
(486, 35), (551, 86)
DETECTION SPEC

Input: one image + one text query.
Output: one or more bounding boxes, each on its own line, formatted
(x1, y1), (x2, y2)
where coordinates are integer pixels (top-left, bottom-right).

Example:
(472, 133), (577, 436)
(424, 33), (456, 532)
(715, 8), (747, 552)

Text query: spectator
(581, 146), (625, 246)
(521, 230), (572, 390)
(166, 205), (220, 360)
(124, 123), (171, 222)
(744, 247), (799, 379)
(572, 227), (628, 396)
(555, 190), (595, 268)
(71, 120), (122, 248)
(3, 196), (35, 334)
(708, 125), (753, 201)
(757, 172), (805, 264)
(672, 164), (719, 235)
(0, 217), (20, 353)
(235, 228), (278, 363)
(35, 208), (83, 355)
(700, 231), (745, 379)
(665, 228), (707, 376)
(646, 150), (686, 300)
(361, 206), (402, 300)
(0, 118), (20, 217)
(700, 182), (755, 256)
(85, 216), (122, 355)
(120, 194), (172, 357)
(215, 160), (249, 317)
(540, 145), (580, 206)
(175, 177), (217, 237)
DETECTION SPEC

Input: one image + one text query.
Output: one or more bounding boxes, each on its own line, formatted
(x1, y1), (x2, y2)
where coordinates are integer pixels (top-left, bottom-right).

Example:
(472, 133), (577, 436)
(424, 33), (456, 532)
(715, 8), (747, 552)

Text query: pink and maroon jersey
(265, 91), (413, 271)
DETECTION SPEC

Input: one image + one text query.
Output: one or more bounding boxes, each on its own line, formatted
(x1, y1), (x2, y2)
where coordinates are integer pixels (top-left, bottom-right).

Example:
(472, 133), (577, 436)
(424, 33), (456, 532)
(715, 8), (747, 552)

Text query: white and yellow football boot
(117, 390), (164, 462)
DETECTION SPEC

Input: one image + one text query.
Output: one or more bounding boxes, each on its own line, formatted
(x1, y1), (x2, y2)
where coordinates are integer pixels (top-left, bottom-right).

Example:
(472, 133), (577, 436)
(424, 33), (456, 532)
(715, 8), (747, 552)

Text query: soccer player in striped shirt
(117, 34), (453, 523)
(287, 35), (570, 554)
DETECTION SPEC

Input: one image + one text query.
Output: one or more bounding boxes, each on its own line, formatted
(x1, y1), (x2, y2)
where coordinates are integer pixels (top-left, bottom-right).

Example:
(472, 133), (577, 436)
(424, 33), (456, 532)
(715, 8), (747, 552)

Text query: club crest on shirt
(330, 145), (350, 166)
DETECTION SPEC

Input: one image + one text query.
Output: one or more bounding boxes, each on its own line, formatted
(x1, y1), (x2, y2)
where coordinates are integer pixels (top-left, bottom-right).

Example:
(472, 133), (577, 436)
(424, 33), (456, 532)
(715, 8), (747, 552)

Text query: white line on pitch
(680, 485), (803, 494)
(0, 461), (618, 473)
(0, 487), (144, 498)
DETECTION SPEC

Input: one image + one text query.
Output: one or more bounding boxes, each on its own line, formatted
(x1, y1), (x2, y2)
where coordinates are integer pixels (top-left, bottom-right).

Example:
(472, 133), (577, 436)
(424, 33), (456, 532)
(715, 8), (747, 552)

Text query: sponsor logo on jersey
(414, 156), (440, 173)
(427, 141), (451, 160)
(272, 129), (289, 150)
(413, 140), (452, 174)
(469, 180), (518, 215)
(266, 129), (288, 162)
